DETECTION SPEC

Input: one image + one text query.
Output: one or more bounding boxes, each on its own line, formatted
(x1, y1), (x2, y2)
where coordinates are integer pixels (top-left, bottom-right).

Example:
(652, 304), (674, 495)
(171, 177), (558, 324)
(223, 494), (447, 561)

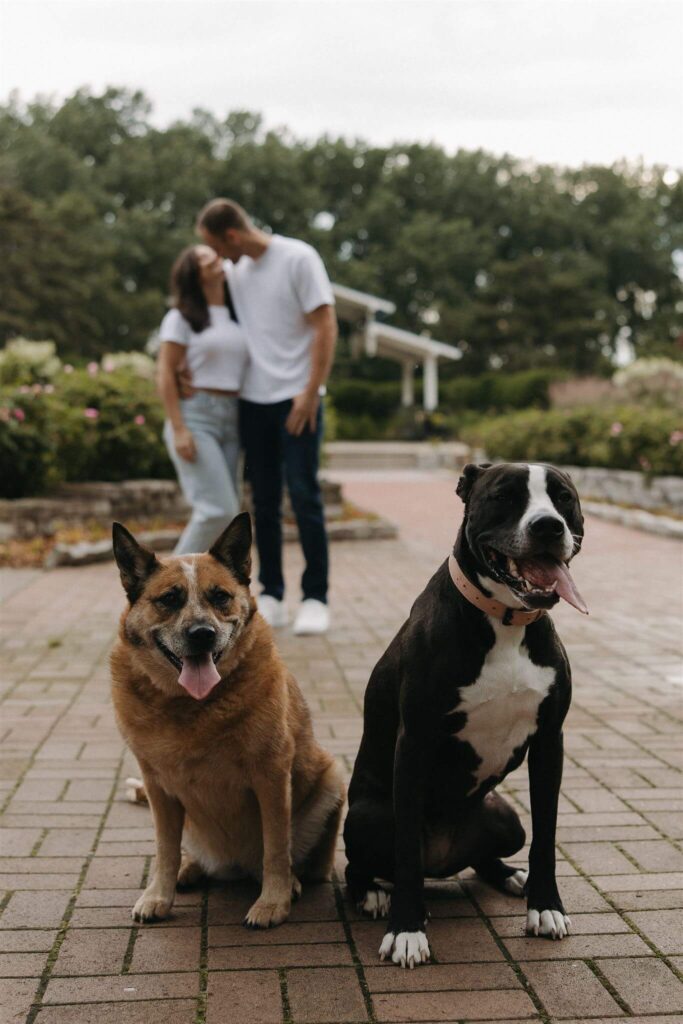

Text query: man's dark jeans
(239, 398), (328, 604)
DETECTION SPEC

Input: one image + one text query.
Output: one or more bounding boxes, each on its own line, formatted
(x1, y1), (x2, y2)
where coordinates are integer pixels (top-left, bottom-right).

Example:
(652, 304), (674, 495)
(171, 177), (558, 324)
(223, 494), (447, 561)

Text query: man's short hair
(197, 198), (252, 236)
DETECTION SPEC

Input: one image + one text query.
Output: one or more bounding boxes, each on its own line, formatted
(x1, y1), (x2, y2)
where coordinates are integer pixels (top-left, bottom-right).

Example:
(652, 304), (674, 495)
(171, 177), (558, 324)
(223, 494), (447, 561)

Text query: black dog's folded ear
(209, 512), (252, 586)
(112, 522), (159, 602)
(456, 463), (492, 504)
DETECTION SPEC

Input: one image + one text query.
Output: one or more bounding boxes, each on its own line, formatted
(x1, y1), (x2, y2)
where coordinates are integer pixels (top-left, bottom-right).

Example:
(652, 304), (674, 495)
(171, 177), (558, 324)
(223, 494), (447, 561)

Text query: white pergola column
(423, 354), (438, 411)
(401, 361), (415, 407)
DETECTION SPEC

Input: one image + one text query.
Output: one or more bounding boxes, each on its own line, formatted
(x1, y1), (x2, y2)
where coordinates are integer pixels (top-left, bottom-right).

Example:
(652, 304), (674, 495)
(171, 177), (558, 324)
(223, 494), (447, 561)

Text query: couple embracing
(157, 199), (337, 636)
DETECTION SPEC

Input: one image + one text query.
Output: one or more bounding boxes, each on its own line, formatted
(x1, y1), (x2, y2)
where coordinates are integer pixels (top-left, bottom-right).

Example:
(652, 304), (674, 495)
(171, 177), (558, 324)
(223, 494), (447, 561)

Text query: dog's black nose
(528, 515), (565, 539)
(186, 623), (216, 651)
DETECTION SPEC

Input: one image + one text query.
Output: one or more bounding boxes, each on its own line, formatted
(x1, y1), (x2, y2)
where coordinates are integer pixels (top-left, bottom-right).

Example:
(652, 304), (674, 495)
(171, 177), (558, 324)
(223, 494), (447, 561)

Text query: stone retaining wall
(0, 478), (344, 541)
(563, 465), (683, 515)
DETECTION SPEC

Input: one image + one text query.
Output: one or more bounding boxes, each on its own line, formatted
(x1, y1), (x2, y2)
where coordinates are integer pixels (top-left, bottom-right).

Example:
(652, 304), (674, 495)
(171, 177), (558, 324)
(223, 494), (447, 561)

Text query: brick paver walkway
(1, 471), (682, 1024)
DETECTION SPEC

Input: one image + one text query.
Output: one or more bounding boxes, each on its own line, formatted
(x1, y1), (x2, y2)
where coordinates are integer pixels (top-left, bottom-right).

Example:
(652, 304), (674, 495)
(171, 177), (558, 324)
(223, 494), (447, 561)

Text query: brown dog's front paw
(132, 889), (174, 923)
(243, 896), (291, 929)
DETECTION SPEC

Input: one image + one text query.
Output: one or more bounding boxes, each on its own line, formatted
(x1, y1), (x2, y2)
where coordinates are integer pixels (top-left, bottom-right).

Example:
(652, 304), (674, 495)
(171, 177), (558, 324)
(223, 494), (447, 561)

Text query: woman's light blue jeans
(164, 391), (240, 555)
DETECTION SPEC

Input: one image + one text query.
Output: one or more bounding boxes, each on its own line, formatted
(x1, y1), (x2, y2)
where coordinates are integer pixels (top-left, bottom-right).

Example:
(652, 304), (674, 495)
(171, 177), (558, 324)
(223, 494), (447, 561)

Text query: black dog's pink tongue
(178, 653), (221, 700)
(517, 556), (589, 615)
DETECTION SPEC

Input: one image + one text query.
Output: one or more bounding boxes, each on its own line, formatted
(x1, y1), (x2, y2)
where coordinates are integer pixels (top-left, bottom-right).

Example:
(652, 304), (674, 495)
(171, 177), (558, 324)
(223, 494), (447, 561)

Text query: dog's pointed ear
(209, 512), (252, 586)
(456, 463), (492, 505)
(112, 522), (159, 602)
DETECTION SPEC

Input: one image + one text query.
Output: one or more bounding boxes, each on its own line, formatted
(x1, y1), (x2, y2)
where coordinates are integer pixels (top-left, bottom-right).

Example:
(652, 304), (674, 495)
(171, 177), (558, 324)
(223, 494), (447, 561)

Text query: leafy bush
(613, 358), (683, 409)
(0, 404), (57, 498)
(463, 406), (683, 476)
(441, 369), (565, 413)
(335, 412), (386, 441)
(0, 365), (173, 497)
(329, 379), (402, 419)
(101, 351), (156, 379)
(0, 339), (62, 386)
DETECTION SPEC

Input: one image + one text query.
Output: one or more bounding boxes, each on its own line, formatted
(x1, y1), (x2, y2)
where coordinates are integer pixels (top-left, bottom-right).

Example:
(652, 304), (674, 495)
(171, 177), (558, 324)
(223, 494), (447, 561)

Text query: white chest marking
(450, 618), (555, 794)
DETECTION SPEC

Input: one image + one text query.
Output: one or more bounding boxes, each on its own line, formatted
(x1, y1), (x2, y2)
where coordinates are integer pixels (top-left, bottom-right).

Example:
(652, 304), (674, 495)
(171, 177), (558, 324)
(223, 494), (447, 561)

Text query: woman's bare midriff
(197, 388), (239, 397)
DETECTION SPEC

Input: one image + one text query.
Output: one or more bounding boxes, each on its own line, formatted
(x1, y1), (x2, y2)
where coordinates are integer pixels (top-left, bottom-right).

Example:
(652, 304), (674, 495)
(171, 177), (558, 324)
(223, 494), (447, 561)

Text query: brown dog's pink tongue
(178, 653), (221, 700)
(517, 557), (589, 615)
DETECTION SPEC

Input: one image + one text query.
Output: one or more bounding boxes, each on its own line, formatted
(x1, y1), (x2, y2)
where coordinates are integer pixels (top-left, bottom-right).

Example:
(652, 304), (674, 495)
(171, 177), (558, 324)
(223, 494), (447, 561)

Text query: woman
(158, 244), (248, 554)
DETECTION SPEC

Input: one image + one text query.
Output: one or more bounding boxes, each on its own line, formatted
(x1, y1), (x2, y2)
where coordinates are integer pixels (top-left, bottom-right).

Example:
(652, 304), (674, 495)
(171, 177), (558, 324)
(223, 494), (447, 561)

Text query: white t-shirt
(159, 306), (248, 392)
(226, 235), (335, 404)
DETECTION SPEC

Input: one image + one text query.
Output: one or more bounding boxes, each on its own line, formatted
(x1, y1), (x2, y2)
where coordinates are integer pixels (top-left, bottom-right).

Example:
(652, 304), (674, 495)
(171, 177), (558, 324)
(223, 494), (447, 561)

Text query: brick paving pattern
(1, 470), (682, 1024)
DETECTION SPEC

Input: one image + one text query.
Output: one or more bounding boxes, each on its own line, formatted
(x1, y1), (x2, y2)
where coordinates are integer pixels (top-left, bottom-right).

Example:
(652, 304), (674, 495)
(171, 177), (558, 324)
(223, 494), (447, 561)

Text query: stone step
(324, 441), (470, 471)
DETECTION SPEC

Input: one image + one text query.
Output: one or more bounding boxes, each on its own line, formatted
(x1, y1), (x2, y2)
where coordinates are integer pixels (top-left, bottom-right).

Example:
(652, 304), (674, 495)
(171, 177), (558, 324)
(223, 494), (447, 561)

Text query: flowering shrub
(463, 405), (683, 477)
(0, 366), (173, 497)
(0, 339), (62, 386)
(101, 351), (156, 379)
(613, 358), (683, 410)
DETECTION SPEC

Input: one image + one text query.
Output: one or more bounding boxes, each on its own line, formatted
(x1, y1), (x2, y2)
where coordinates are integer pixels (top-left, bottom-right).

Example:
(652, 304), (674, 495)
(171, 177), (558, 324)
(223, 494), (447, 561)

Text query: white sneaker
(293, 599), (330, 636)
(258, 595), (289, 628)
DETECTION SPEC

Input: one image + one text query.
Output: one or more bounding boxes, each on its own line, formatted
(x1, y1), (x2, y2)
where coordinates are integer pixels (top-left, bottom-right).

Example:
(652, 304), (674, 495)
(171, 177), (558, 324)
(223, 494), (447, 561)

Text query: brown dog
(110, 512), (345, 928)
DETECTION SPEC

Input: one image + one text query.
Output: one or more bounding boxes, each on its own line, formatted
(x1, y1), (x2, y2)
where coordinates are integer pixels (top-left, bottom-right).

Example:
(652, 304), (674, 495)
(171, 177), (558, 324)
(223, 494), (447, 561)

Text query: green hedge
(440, 369), (565, 412)
(0, 368), (173, 498)
(463, 406), (683, 476)
(329, 379), (402, 419)
(329, 369), (564, 429)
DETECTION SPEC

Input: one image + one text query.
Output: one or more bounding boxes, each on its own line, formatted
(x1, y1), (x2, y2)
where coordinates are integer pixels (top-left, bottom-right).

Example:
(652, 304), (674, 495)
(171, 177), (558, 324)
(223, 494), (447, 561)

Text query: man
(196, 198), (337, 635)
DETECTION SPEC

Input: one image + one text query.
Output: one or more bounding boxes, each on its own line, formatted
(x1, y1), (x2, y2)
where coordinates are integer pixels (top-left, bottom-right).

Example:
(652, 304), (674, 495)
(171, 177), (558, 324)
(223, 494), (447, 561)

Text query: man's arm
(285, 304), (337, 436)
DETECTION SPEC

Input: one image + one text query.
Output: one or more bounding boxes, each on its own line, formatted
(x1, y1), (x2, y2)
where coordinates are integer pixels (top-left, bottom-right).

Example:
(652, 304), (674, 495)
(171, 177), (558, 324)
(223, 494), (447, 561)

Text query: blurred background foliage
(1, 86), (681, 374)
(1, 87), (682, 496)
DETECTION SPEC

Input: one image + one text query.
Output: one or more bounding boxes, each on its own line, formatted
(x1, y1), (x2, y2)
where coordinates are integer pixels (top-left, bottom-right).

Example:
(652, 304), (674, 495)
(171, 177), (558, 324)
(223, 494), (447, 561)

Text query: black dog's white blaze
(516, 465), (574, 560)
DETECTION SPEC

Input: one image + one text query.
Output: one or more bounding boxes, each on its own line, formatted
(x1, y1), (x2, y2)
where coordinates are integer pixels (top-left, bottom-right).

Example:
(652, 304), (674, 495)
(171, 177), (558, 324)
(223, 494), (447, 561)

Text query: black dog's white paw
(504, 869), (528, 896)
(359, 889), (391, 919)
(526, 908), (571, 939)
(379, 929), (430, 968)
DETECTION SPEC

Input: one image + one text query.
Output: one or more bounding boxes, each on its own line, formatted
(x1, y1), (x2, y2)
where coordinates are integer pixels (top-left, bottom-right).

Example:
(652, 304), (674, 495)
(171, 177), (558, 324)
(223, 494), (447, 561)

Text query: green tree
(1, 87), (680, 369)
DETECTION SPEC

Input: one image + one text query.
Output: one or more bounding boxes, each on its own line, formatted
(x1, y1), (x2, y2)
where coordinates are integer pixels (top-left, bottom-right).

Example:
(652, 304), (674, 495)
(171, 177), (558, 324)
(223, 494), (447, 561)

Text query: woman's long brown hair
(169, 247), (236, 332)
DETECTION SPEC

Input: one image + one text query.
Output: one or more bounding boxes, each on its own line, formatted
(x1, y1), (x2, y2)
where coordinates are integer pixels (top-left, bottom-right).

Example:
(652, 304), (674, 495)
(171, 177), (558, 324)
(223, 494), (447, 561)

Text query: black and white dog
(344, 462), (587, 968)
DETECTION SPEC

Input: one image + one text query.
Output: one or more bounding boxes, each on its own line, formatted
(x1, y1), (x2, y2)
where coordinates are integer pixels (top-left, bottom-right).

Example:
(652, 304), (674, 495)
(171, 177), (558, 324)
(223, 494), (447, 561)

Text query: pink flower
(134, 414), (146, 425)
(84, 407), (99, 420)
(32, 383), (43, 394)
(63, 364), (74, 374)
(12, 407), (25, 422)
(87, 362), (99, 376)
(102, 357), (115, 373)
(669, 431), (683, 446)
(0, 408), (10, 422)
(44, 384), (55, 394)
(609, 421), (623, 436)
(19, 385), (30, 394)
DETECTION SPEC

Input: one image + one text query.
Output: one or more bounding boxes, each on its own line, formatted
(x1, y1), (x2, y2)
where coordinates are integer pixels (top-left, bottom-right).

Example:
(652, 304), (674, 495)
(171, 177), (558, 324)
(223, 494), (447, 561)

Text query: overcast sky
(2, 0), (682, 168)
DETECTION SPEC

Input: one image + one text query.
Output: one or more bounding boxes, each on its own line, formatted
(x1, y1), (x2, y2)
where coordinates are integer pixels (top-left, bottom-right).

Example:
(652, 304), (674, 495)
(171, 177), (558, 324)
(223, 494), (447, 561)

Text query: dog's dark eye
(208, 587), (232, 609)
(154, 588), (185, 610)
(556, 489), (573, 504)
(491, 491), (511, 503)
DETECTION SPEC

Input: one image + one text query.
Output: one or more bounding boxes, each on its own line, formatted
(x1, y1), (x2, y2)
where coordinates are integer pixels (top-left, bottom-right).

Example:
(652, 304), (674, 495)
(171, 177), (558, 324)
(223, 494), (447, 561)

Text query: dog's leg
(176, 854), (206, 890)
(471, 791), (527, 895)
(300, 798), (343, 882)
(132, 770), (184, 923)
(526, 727), (571, 939)
(244, 769), (294, 928)
(344, 794), (395, 917)
(380, 732), (431, 968)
